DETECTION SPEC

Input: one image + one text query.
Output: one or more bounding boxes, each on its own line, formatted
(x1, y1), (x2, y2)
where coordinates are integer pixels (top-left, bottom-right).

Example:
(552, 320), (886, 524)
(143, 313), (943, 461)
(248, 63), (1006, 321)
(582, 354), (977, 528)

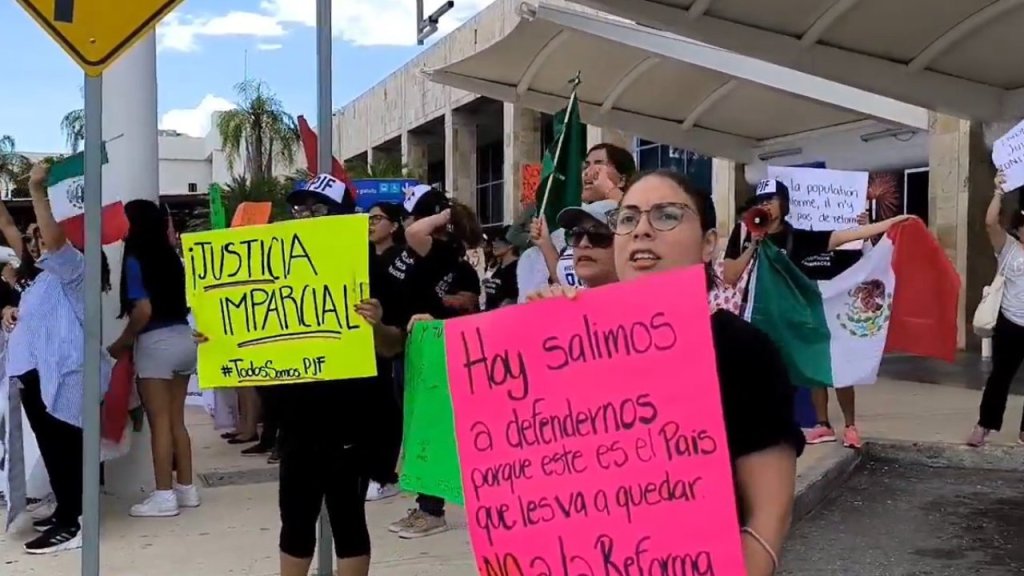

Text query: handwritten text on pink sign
(444, 267), (745, 576)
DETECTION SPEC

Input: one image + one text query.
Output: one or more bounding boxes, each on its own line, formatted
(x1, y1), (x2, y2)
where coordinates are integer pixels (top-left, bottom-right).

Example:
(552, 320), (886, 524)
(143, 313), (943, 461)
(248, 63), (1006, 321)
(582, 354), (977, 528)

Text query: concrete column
(97, 33), (160, 498)
(402, 131), (429, 183)
(445, 108), (477, 206)
(503, 103), (542, 219)
(711, 158), (748, 242)
(586, 125), (635, 152)
(102, 33), (159, 205)
(928, 112), (995, 351)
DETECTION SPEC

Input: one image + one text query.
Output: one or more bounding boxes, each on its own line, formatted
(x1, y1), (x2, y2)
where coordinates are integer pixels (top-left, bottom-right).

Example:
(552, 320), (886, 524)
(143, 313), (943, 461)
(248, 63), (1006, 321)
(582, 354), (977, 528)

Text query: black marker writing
(541, 312), (677, 371)
(460, 327), (531, 401)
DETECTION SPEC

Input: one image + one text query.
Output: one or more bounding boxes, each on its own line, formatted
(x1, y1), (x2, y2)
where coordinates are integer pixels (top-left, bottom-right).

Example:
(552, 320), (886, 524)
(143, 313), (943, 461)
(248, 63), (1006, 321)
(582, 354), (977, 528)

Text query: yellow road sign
(16, 0), (187, 76)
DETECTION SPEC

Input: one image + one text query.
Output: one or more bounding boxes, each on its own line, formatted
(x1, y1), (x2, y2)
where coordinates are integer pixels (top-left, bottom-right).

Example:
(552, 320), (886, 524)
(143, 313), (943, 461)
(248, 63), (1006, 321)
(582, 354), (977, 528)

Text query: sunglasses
(291, 204), (329, 218)
(565, 225), (614, 249)
(608, 202), (696, 235)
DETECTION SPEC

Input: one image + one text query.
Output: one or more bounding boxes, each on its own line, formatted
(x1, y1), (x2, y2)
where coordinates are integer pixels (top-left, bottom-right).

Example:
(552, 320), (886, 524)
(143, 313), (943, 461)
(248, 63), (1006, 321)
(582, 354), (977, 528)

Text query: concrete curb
(792, 447), (860, 522)
(864, 438), (1024, 472)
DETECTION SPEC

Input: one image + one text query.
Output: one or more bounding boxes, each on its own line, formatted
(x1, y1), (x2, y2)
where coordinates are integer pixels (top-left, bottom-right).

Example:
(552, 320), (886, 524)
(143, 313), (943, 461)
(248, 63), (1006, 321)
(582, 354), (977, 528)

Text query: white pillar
(102, 33), (159, 204)
(97, 34), (161, 499)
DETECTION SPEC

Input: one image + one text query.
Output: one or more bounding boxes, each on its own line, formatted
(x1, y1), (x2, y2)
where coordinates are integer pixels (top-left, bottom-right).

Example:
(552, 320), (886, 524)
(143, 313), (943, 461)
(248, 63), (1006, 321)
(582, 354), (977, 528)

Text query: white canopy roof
(422, 2), (927, 163)
(570, 0), (1024, 121)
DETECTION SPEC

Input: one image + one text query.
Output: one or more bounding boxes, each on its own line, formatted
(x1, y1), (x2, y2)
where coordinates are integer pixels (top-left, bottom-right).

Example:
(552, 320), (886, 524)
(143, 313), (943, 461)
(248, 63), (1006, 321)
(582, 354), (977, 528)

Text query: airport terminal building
(332, 0), (1024, 349)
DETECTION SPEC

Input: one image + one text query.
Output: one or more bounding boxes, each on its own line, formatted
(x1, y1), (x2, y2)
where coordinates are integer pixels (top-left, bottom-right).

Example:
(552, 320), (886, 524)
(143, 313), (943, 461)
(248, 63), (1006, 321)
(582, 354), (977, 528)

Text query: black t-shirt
(711, 309), (805, 462)
(386, 240), (481, 320)
(484, 260), (519, 310)
(725, 222), (847, 281)
(0, 281), (20, 310)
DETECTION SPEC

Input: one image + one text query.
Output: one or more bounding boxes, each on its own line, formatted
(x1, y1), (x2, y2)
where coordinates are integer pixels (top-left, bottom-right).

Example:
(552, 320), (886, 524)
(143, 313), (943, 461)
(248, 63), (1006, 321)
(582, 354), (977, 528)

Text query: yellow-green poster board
(182, 215), (376, 388)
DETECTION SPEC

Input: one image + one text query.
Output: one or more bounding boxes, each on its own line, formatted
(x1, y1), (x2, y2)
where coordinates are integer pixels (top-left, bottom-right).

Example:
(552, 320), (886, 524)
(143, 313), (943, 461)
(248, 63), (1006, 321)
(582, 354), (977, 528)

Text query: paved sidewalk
(0, 377), (1018, 576)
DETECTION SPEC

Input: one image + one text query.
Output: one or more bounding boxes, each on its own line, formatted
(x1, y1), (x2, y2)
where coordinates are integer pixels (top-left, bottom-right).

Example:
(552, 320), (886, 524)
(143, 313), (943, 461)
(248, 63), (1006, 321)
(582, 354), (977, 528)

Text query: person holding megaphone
(722, 178), (915, 449)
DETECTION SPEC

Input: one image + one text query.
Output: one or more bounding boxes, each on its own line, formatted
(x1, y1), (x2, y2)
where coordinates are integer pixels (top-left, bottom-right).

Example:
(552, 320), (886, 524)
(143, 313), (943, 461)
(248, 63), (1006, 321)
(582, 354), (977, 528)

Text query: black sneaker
(32, 515), (57, 533)
(241, 443), (272, 457)
(24, 524), (82, 555)
(267, 447), (280, 465)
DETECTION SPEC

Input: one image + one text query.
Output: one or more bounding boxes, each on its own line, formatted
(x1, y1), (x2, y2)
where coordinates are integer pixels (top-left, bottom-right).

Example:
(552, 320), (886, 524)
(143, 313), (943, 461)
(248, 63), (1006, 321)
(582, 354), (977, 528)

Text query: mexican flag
(745, 219), (959, 388)
(46, 149), (129, 247)
(537, 81), (586, 230)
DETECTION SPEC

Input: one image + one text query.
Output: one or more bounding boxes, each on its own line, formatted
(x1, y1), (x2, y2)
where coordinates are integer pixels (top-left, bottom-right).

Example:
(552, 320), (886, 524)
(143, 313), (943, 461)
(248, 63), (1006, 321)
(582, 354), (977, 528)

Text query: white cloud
(157, 11), (287, 52)
(257, 43), (284, 51)
(158, 0), (494, 51)
(262, 0), (495, 46)
(159, 95), (237, 137)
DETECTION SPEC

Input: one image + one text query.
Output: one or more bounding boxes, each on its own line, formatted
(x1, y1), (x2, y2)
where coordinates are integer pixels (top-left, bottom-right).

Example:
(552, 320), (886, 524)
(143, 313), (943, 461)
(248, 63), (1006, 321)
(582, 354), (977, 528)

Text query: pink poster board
(444, 266), (745, 576)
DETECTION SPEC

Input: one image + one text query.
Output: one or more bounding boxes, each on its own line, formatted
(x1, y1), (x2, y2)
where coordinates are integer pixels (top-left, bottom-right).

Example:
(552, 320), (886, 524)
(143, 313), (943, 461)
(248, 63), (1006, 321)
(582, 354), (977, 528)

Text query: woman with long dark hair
(108, 199), (199, 518)
(531, 169), (804, 575)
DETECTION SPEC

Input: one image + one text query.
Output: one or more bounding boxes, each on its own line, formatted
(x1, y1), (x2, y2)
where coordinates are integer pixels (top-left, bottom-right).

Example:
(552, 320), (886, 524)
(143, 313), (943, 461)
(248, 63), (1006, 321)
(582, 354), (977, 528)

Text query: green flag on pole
(538, 76), (586, 230)
(208, 183), (227, 230)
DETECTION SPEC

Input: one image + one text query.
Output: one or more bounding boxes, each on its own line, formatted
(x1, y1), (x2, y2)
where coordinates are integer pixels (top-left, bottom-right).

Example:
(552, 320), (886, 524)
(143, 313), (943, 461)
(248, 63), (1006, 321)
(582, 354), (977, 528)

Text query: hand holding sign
(444, 266), (744, 576)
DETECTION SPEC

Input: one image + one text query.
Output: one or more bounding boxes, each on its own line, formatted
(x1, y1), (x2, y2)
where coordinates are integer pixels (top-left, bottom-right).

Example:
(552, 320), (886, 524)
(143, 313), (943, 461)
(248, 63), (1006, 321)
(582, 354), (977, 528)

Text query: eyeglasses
(368, 214), (391, 224)
(565, 225), (614, 249)
(291, 204), (329, 218)
(608, 202), (696, 235)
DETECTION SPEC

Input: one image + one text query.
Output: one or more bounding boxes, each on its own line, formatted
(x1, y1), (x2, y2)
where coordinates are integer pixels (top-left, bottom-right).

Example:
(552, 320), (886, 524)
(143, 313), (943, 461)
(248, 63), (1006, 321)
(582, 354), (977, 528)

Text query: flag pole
(538, 72), (582, 217)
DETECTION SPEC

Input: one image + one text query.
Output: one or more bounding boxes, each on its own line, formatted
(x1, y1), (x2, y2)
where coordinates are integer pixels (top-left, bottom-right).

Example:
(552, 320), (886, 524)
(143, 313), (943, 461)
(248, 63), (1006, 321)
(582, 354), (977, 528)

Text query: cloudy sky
(1, 0), (492, 152)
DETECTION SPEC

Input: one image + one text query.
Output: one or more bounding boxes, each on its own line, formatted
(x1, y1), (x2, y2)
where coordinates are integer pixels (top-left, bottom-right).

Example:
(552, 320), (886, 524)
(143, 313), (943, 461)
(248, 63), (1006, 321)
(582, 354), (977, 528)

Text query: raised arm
(405, 209), (449, 257)
(827, 214), (915, 251)
(27, 163), (67, 250)
(986, 172), (1009, 254)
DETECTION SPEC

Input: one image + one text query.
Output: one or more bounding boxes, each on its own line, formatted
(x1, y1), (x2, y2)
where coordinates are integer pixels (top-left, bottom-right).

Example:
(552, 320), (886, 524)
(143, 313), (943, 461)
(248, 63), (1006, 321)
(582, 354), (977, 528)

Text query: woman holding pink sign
(531, 169), (804, 576)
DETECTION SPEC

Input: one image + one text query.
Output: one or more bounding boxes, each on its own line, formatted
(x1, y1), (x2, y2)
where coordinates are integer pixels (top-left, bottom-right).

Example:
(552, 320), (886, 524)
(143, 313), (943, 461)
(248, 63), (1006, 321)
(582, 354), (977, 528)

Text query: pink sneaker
(842, 426), (862, 449)
(966, 426), (989, 447)
(804, 425), (837, 445)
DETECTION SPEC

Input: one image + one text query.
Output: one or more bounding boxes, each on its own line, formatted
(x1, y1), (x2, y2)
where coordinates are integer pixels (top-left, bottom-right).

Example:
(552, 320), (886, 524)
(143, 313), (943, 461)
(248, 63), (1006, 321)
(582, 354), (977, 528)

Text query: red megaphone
(743, 207), (771, 237)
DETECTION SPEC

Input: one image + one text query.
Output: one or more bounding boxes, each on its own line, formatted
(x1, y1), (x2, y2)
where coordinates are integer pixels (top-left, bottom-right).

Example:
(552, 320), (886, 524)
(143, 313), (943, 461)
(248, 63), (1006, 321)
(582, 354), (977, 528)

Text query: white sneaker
(174, 484), (201, 508)
(129, 491), (180, 518)
(365, 481), (400, 502)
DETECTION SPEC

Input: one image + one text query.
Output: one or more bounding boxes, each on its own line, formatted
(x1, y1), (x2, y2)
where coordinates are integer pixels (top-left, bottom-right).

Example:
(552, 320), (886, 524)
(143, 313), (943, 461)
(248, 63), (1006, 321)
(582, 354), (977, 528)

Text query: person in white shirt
(968, 171), (1024, 446)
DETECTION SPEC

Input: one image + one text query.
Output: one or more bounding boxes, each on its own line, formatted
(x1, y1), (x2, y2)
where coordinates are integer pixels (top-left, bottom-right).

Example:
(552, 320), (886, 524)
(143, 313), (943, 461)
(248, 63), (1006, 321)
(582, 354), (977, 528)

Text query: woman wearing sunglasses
(554, 200), (618, 289)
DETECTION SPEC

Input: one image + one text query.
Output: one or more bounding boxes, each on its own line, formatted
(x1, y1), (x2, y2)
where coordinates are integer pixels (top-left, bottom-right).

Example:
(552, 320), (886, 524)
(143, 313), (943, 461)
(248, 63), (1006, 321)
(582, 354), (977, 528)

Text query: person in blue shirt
(108, 199), (199, 519)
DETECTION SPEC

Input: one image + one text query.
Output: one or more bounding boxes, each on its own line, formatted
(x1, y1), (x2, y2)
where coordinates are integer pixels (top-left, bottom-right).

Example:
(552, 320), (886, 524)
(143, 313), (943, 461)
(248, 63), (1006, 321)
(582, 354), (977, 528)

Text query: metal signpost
(417, 0), (455, 45)
(314, 0), (335, 574)
(13, 1), (188, 575)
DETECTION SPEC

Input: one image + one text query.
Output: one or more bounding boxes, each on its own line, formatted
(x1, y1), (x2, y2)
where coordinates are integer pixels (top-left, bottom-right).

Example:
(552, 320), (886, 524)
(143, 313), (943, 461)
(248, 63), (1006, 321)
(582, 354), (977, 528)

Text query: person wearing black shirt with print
(483, 226), (519, 310)
(722, 179), (914, 449)
(530, 169), (804, 576)
(385, 185), (483, 539)
(194, 174), (406, 576)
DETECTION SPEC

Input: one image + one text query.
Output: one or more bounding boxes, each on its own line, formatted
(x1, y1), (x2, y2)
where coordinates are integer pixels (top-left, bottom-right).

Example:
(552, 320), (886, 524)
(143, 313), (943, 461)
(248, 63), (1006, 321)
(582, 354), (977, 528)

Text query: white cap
(402, 184), (433, 213)
(288, 173), (347, 206)
(0, 246), (19, 266)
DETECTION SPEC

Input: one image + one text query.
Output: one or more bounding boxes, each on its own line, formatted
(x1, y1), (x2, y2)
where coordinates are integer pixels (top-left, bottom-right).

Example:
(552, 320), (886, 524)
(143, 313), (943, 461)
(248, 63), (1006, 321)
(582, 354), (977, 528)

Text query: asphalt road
(781, 461), (1024, 576)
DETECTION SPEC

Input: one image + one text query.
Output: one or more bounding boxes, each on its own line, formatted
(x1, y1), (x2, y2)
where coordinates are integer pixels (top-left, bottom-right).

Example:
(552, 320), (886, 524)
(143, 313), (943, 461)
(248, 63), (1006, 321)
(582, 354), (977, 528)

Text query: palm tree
(216, 80), (300, 183)
(60, 108), (85, 153)
(60, 85), (85, 153)
(0, 135), (30, 198)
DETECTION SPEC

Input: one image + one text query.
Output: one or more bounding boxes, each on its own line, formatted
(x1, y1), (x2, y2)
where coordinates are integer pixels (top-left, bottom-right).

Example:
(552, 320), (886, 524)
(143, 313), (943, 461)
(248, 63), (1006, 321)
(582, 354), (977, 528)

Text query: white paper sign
(767, 166), (868, 230)
(993, 119), (1024, 192)
(767, 166), (868, 250)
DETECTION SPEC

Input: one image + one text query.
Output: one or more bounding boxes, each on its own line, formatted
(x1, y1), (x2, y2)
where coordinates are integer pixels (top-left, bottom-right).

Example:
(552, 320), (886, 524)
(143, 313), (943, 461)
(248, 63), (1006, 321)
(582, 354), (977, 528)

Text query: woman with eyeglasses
(364, 201), (407, 502)
(531, 169), (804, 576)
